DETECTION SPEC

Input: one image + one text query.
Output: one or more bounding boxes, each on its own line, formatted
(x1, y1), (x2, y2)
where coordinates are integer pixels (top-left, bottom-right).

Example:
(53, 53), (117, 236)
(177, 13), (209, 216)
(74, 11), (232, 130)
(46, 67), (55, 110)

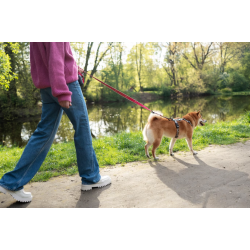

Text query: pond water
(1, 95), (250, 147)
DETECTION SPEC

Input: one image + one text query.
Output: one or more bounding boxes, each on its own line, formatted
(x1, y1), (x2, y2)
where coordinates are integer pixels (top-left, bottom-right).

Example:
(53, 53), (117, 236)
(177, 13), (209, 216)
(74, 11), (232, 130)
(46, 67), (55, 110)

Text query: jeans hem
(81, 175), (101, 185)
(0, 183), (23, 192)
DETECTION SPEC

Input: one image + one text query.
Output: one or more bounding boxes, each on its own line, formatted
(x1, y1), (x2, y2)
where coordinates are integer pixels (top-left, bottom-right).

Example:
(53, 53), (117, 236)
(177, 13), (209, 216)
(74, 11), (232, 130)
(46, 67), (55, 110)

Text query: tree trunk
(83, 42), (113, 92)
(135, 43), (143, 90)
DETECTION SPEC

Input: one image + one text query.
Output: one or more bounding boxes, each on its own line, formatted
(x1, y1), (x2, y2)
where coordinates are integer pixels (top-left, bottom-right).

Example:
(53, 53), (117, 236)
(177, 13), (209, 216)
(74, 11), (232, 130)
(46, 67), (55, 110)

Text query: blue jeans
(0, 81), (101, 191)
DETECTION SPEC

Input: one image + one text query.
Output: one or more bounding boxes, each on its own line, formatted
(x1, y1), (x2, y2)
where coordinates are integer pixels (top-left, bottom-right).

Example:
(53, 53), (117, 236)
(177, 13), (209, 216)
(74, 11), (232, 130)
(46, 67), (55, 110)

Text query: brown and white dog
(143, 111), (207, 159)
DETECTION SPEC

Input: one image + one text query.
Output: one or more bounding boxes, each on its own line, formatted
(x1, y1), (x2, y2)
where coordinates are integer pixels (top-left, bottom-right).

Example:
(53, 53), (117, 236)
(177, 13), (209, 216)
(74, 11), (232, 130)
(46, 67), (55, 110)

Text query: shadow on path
(149, 155), (250, 207)
(76, 185), (111, 208)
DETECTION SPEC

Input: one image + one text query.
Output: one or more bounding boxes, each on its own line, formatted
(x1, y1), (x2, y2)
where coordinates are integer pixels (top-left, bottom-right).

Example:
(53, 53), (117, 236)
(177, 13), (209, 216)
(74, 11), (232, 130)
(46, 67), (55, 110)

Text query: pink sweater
(30, 42), (78, 102)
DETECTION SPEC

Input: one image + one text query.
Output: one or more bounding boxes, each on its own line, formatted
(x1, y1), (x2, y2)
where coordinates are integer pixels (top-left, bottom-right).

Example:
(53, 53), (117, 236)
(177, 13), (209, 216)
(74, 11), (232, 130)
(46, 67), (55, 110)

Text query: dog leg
(185, 138), (198, 155)
(152, 139), (161, 160)
(145, 142), (152, 158)
(169, 138), (177, 156)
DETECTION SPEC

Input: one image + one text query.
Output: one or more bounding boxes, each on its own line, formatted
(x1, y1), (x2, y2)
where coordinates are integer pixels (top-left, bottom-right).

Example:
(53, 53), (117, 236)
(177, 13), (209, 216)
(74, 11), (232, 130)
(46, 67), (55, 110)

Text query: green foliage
(161, 86), (177, 97)
(239, 52), (250, 81)
(227, 71), (249, 92)
(220, 87), (232, 94)
(0, 42), (19, 89)
(0, 43), (39, 120)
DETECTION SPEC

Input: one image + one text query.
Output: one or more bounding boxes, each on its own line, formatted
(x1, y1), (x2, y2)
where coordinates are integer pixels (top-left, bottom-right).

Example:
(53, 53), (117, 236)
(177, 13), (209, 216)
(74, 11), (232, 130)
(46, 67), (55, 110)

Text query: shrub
(220, 87), (232, 94)
(161, 86), (177, 97)
(228, 72), (249, 92)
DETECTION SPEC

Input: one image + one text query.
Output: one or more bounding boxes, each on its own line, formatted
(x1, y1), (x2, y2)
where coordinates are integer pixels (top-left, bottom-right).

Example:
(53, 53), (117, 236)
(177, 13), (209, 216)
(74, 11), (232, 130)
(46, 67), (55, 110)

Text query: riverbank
(1, 111), (250, 183)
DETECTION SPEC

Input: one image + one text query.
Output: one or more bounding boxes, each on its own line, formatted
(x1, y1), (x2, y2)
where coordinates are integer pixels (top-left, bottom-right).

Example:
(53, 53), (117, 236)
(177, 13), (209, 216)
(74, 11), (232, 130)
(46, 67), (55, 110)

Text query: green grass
(214, 91), (250, 96)
(1, 111), (250, 182)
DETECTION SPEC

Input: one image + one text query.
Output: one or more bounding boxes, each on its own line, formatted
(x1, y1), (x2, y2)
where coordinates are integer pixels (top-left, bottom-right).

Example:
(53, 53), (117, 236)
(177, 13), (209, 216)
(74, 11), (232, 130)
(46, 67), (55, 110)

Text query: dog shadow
(75, 185), (111, 208)
(148, 155), (250, 207)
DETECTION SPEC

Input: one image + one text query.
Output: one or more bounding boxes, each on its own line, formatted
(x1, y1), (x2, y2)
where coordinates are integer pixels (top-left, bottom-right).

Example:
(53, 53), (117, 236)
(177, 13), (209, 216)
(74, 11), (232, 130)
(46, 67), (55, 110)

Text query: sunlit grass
(214, 91), (250, 96)
(1, 112), (250, 182)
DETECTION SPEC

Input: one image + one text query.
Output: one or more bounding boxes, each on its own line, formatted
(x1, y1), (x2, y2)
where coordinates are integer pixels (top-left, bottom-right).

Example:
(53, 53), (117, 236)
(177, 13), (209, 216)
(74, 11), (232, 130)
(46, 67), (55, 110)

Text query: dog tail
(143, 111), (163, 142)
(148, 111), (163, 123)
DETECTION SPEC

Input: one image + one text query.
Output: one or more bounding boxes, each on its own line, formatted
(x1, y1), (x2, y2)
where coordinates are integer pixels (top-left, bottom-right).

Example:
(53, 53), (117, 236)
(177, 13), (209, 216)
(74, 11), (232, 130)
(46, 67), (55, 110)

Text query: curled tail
(143, 111), (163, 142)
(148, 111), (163, 123)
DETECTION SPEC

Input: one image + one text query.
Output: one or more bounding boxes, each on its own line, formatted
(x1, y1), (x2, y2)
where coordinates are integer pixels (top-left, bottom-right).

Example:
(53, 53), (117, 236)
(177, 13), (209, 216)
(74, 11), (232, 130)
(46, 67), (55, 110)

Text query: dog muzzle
(200, 120), (207, 126)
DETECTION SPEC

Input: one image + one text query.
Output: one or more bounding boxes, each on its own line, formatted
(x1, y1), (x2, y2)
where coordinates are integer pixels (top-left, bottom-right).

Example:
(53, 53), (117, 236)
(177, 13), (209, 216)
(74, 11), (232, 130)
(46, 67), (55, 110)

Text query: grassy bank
(1, 112), (250, 182)
(223, 91), (250, 96)
(212, 91), (250, 96)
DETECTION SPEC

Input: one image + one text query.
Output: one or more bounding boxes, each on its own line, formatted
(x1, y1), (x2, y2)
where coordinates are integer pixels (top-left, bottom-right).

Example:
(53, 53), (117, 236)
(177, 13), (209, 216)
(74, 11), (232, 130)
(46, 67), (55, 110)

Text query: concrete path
(1, 141), (250, 208)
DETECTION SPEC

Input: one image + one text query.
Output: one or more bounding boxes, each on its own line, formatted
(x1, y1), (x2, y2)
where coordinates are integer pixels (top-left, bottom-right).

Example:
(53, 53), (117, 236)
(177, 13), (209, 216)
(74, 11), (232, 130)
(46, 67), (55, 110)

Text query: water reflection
(1, 95), (250, 147)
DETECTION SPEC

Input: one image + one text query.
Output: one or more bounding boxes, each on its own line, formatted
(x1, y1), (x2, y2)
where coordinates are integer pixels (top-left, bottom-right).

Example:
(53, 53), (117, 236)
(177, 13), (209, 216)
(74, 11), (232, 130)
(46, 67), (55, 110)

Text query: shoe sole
(81, 179), (111, 191)
(0, 186), (32, 203)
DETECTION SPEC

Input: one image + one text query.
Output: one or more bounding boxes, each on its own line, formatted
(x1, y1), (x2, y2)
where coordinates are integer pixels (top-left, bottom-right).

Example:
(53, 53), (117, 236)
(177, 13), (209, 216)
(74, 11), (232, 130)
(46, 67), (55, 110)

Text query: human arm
(43, 42), (72, 103)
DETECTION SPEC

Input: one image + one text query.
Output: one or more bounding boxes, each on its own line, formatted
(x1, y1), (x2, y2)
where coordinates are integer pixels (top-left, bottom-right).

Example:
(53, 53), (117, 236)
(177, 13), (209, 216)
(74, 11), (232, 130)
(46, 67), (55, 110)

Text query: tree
(182, 42), (214, 72)
(83, 42), (113, 92)
(2, 42), (20, 107)
(162, 42), (182, 86)
(126, 43), (156, 91)
(16, 42), (39, 106)
(0, 42), (19, 90)
(135, 43), (143, 90)
(109, 42), (124, 89)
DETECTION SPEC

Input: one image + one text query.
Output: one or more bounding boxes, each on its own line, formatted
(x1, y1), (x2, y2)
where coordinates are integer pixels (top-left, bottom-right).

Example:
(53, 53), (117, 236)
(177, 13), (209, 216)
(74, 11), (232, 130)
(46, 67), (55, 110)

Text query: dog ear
(197, 110), (200, 115)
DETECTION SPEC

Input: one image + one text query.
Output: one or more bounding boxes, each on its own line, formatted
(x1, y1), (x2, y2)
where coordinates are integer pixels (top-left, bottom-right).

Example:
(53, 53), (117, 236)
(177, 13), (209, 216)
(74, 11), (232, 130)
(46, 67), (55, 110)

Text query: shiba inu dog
(143, 111), (207, 159)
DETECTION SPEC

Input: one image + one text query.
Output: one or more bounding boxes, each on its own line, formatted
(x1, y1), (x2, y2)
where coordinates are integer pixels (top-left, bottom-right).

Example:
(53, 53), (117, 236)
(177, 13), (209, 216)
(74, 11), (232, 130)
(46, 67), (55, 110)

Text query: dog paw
(170, 153), (174, 156)
(193, 151), (198, 155)
(154, 157), (159, 160)
(146, 154), (150, 158)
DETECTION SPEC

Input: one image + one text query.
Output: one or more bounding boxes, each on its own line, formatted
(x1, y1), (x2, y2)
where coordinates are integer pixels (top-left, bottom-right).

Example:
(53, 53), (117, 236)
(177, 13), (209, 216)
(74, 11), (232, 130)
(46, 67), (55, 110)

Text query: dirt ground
(1, 140), (250, 208)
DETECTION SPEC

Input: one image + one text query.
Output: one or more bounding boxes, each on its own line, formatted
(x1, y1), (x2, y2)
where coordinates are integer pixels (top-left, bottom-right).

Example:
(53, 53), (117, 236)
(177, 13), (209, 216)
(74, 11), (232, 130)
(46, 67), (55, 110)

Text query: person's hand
(59, 101), (72, 109)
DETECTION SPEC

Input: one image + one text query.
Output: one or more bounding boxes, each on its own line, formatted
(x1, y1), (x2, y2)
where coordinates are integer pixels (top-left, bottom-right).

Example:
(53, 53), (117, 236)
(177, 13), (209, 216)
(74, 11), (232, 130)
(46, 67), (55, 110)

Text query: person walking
(0, 42), (111, 202)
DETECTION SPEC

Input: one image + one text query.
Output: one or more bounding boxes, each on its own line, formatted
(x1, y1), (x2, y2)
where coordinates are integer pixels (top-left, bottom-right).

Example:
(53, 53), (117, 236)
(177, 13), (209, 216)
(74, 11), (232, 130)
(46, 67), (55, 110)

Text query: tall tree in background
(71, 42), (113, 92)
(109, 42), (124, 89)
(162, 42), (182, 86)
(182, 42), (214, 73)
(100, 42), (134, 100)
(217, 42), (243, 73)
(83, 42), (113, 92)
(70, 42), (86, 67)
(126, 43), (156, 91)
(135, 43), (143, 90)
(16, 42), (39, 106)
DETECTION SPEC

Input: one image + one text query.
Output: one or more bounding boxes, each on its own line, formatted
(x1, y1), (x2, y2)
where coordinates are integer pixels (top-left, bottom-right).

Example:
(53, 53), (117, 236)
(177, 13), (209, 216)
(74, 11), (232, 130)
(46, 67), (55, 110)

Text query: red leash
(83, 70), (152, 112)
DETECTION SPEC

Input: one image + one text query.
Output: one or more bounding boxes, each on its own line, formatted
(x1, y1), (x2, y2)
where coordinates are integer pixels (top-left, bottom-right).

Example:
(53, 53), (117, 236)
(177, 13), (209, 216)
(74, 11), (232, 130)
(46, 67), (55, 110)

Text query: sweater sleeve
(44, 42), (72, 102)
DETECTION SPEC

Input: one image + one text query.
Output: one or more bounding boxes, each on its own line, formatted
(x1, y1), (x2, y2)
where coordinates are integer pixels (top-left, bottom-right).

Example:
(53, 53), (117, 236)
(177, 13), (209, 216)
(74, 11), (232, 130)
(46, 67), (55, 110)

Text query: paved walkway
(1, 141), (250, 208)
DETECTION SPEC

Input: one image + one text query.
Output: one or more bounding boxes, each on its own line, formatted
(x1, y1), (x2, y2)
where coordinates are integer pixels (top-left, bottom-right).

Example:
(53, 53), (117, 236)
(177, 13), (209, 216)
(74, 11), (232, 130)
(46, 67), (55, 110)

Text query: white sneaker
(81, 176), (111, 191)
(0, 186), (33, 202)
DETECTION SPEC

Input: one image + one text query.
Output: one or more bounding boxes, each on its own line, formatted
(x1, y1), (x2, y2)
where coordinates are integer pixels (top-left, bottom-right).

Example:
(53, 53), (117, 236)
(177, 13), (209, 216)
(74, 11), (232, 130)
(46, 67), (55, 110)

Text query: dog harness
(173, 118), (193, 138)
